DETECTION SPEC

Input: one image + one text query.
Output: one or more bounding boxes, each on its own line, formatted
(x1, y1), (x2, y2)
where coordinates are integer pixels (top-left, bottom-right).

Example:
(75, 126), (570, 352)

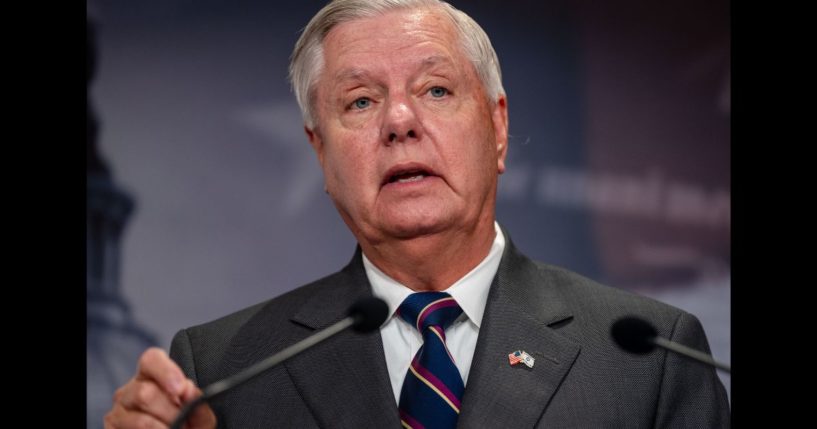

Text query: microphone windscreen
(348, 297), (389, 333)
(611, 316), (658, 354)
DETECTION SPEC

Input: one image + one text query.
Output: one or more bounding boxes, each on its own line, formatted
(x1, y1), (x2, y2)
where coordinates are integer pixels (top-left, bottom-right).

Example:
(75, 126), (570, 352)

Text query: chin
(379, 212), (453, 240)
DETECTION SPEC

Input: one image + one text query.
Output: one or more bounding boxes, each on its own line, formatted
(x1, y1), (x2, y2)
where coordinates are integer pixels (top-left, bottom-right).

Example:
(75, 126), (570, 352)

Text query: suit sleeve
(652, 311), (731, 428)
(169, 328), (200, 385)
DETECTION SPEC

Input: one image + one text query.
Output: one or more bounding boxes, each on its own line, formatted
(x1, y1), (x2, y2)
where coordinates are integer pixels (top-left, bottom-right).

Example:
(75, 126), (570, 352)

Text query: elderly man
(104, 0), (730, 428)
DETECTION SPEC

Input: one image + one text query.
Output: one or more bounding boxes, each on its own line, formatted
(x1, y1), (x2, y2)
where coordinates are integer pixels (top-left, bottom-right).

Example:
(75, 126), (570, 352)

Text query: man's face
(307, 7), (508, 243)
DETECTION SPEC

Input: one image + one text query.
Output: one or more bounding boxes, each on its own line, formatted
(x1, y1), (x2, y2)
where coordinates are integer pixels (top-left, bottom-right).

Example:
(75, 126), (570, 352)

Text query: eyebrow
(333, 68), (375, 84)
(332, 55), (457, 84)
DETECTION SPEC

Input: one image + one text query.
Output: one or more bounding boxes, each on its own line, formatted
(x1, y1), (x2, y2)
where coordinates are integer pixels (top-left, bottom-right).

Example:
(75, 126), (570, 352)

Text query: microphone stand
(652, 336), (731, 373)
(170, 316), (357, 429)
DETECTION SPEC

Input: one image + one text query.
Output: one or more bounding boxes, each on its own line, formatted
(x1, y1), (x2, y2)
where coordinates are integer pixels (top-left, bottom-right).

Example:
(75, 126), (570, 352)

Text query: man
(104, 0), (730, 428)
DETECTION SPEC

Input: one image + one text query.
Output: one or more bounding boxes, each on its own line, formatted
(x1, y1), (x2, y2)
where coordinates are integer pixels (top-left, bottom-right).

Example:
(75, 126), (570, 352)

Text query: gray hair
(289, 0), (505, 129)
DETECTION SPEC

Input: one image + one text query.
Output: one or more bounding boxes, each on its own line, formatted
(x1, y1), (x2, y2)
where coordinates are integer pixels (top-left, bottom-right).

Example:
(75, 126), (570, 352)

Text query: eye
(352, 97), (371, 109)
(429, 86), (448, 98)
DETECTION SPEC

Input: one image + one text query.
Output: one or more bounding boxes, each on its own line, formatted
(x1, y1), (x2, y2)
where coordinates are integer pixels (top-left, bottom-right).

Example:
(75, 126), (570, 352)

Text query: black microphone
(170, 296), (389, 429)
(611, 316), (731, 373)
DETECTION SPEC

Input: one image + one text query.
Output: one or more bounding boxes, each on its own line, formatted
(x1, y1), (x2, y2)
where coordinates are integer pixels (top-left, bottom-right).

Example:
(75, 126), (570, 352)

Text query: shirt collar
(363, 221), (506, 328)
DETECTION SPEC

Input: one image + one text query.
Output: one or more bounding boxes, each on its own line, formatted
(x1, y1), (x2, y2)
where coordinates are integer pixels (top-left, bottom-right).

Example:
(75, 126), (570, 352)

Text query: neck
(360, 219), (497, 291)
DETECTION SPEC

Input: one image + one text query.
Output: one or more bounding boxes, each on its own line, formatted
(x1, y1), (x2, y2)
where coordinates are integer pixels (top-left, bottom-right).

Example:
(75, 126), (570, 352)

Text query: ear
(306, 126), (331, 193)
(491, 95), (509, 174)
(305, 125), (325, 168)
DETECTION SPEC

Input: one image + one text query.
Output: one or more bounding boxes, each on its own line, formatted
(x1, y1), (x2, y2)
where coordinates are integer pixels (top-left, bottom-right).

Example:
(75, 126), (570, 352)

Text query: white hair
(289, 0), (505, 129)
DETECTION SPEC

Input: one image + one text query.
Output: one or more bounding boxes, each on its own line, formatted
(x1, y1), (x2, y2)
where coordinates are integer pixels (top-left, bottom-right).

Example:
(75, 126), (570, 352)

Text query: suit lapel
(284, 248), (401, 428)
(457, 233), (581, 428)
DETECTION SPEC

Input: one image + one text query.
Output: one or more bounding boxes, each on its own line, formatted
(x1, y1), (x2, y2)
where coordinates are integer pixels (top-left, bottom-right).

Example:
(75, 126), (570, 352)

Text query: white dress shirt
(362, 222), (506, 403)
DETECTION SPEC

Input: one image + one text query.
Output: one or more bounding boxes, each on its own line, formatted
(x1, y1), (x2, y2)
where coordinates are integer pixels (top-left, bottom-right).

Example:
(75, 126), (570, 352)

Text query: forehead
(319, 7), (468, 81)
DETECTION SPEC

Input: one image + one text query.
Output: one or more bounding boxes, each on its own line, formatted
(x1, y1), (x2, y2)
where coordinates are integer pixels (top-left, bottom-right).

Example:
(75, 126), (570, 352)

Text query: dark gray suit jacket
(170, 234), (730, 428)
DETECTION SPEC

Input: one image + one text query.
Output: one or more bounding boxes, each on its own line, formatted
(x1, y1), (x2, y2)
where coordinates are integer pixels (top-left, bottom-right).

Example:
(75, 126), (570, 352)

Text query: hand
(104, 347), (217, 429)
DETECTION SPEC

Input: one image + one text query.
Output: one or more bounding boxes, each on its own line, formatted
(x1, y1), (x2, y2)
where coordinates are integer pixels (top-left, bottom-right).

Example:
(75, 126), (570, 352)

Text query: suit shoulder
(170, 267), (356, 383)
(179, 269), (348, 340)
(529, 259), (691, 331)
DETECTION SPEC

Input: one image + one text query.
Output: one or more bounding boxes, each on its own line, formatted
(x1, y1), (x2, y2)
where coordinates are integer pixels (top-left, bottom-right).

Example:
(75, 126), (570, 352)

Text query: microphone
(170, 296), (389, 429)
(611, 316), (731, 373)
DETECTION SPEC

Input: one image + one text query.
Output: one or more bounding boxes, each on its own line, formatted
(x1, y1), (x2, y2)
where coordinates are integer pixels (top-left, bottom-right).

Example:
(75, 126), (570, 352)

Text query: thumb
(179, 379), (217, 429)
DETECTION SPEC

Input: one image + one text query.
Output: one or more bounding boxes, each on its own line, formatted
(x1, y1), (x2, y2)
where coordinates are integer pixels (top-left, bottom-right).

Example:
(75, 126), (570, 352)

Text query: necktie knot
(398, 292), (462, 334)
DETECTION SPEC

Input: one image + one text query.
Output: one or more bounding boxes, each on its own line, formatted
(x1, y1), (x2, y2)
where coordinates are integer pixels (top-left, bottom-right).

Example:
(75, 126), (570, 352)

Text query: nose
(380, 95), (423, 145)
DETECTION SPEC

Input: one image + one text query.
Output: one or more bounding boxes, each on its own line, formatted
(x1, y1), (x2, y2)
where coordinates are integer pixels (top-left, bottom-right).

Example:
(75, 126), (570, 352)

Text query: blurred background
(87, 0), (729, 426)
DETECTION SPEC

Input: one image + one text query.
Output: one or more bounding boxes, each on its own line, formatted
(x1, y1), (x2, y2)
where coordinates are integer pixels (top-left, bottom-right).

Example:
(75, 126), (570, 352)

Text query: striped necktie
(397, 292), (464, 429)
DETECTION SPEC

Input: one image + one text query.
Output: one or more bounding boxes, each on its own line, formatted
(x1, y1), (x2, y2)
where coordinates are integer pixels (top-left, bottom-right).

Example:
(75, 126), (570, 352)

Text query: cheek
(446, 114), (497, 162)
(453, 127), (500, 191)
(325, 150), (357, 187)
(322, 136), (376, 193)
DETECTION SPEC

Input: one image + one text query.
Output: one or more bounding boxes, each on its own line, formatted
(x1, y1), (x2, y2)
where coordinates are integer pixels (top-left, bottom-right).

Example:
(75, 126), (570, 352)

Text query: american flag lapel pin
(508, 350), (535, 368)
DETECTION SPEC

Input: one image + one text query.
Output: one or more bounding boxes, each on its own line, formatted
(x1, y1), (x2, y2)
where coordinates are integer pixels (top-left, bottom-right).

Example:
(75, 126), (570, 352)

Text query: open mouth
(382, 163), (438, 186)
(389, 170), (428, 184)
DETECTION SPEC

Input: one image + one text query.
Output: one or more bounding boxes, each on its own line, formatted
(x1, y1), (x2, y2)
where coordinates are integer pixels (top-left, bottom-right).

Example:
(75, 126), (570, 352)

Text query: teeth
(397, 174), (425, 183)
